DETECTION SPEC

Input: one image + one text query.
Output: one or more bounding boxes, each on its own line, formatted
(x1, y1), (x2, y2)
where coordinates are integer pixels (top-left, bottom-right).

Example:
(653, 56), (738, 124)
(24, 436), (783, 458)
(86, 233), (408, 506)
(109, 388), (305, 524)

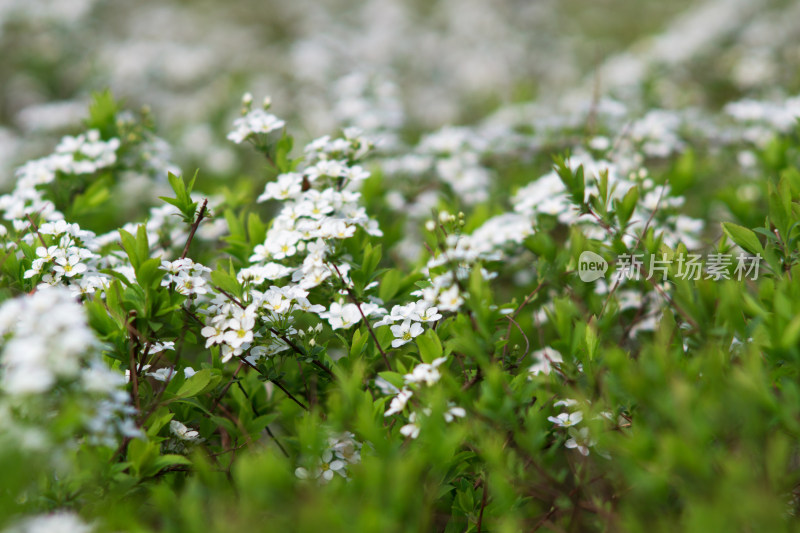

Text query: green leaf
(616, 186), (639, 228)
(70, 175), (112, 216)
(416, 328), (443, 363)
(85, 89), (119, 136)
(247, 414), (279, 434)
(175, 369), (219, 398)
(362, 243), (382, 278)
(377, 371), (405, 391)
(781, 314), (800, 350)
(274, 133), (294, 173)
(161, 171), (199, 221)
(145, 410), (174, 437)
(247, 212), (266, 246)
(147, 454), (192, 476)
(127, 439), (159, 478)
(349, 328), (369, 358)
(379, 269), (403, 302)
(136, 257), (163, 290)
(722, 222), (764, 256)
(118, 228), (140, 270)
(136, 224), (150, 266)
(211, 267), (242, 299)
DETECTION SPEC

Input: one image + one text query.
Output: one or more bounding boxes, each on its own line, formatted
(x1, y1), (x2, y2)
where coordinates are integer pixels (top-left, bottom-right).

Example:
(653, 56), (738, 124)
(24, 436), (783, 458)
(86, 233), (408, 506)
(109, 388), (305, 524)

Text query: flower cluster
(21, 220), (107, 296)
(160, 257), (212, 298)
(374, 301), (441, 347)
(0, 130), (120, 231)
(412, 210), (534, 314)
(295, 431), (363, 483)
(0, 289), (139, 448)
(227, 95), (286, 144)
(379, 356), (465, 439)
(2, 511), (94, 533)
(199, 284), (317, 362)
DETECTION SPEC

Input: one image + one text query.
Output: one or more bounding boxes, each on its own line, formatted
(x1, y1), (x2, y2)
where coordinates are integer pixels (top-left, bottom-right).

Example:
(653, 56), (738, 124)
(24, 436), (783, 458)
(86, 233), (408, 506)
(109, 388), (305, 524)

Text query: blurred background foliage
(3, 1), (800, 532)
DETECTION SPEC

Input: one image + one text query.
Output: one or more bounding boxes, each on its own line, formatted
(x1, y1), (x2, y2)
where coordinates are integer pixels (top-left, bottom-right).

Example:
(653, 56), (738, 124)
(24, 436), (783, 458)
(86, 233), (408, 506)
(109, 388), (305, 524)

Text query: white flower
(200, 323), (225, 347)
(565, 427), (596, 456)
(294, 297), (325, 314)
(548, 411), (584, 428)
(227, 108), (285, 144)
(437, 285), (463, 312)
(404, 357), (447, 386)
(169, 420), (202, 442)
(258, 173), (303, 202)
(295, 450), (347, 483)
(528, 348), (563, 376)
(298, 266), (331, 289)
(391, 302), (422, 322)
(263, 291), (290, 315)
(305, 159), (347, 182)
(444, 405), (467, 422)
(147, 368), (174, 382)
(400, 411), (422, 439)
(3, 511), (94, 533)
(174, 273), (208, 296)
(400, 421), (420, 439)
(53, 254), (86, 278)
(554, 399), (579, 408)
(329, 432), (363, 464)
(384, 388), (413, 417)
(390, 320), (424, 348)
(320, 302), (362, 330)
(222, 314), (255, 349)
(416, 303), (442, 323)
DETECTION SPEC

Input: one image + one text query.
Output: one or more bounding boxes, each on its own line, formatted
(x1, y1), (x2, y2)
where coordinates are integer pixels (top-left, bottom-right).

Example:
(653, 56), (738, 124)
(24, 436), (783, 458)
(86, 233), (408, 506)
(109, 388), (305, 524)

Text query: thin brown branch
(477, 476), (489, 532)
(236, 355), (309, 411)
(180, 198), (209, 260)
(126, 314), (141, 412)
(329, 262), (393, 371)
(25, 214), (47, 248)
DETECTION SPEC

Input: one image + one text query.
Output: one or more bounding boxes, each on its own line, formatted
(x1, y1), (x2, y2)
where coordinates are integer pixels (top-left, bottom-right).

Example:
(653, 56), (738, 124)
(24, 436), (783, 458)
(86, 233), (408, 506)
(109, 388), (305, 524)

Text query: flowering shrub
(3, 13), (800, 527)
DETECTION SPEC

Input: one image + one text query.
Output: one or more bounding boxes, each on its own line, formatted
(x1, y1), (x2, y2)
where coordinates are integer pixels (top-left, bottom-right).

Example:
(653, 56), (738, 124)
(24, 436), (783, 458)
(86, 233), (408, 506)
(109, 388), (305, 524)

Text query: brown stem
(126, 314), (141, 412)
(25, 214), (48, 248)
(330, 263), (393, 371)
(233, 380), (290, 458)
(213, 362), (245, 411)
(214, 287), (246, 309)
(236, 355), (309, 411)
(477, 476), (489, 532)
(0, 209), (46, 274)
(181, 199), (208, 260)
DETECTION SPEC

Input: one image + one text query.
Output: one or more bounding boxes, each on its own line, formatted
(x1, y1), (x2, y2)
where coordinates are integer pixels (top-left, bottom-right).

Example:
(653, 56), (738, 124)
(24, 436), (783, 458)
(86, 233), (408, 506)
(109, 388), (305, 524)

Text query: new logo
(578, 251), (608, 282)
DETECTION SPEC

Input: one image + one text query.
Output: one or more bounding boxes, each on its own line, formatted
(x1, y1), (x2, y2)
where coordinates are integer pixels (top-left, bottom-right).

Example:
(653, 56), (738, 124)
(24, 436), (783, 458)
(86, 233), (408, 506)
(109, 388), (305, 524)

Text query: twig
(126, 312), (141, 412)
(506, 314), (530, 363)
(232, 380), (290, 458)
(310, 359), (335, 379)
(461, 368), (482, 391)
(214, 286), (246, 309)
(236, 355), (309, 411)
(181, 199), (208, 260)
(477, 476), (489, 532)
(0, 208), (46, 274)
(25, 214), (48, 248)
(213, 362), (245, 411)
(502, 280), (544, 360)
(329, 263), (393, 371)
